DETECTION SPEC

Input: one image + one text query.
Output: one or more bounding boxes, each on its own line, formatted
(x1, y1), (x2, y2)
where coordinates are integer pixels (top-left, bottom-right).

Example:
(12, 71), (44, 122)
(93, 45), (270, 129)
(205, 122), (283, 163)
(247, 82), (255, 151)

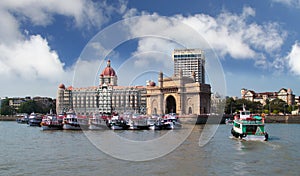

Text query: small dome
(149, 81), (156, 86)
(58, 83), (65, 89)
(101, 60), (116, 77)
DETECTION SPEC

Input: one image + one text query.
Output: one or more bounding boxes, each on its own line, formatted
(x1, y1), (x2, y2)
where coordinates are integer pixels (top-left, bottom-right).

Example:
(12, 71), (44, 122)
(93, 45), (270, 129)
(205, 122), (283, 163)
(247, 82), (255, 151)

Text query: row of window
(173, 54), (202, 58)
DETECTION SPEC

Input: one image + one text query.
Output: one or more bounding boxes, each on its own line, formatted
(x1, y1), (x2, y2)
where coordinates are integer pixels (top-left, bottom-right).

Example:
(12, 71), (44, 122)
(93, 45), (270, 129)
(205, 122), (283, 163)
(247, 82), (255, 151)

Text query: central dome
(101, 60), (116, 77)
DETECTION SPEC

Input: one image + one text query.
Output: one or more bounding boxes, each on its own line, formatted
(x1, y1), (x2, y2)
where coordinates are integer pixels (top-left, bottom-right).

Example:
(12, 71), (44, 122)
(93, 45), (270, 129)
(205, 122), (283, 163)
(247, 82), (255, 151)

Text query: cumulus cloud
(124, 7), (287, 71)
(0, 0), (126, 28)
(0, 35), (65, 81)
(287, 41), (300, 75)
(0, 0), (127, 97)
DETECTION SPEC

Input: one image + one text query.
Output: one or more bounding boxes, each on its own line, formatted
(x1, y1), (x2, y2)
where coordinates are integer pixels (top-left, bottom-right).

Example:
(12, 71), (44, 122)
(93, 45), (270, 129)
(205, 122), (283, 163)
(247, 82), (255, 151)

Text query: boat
(147, 115), (165, 130)
(40, 114), (63, 130)
(231, 107), (268, 141)
(127, 114), (149, 130)
(16, 114), (29, 124)
(62, 110), (81, 130)
(28, 112), (42, 127)
(107, 114), (128, 130)
(148, 118), (165, 130)
(162, 113), (182, 130)
(88, 113), (110, 130)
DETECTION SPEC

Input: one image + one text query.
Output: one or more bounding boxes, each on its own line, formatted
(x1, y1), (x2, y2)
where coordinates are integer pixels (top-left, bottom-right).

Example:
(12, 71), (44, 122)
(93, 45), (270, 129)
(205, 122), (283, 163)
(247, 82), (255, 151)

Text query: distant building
(147, 49), (211, 115)
(241, 88), (295, 105)
(8, 97), (31, 110)
(56, 60), (146, 115)
(172, 48), (205, 83)
(57, 49), (211, 116)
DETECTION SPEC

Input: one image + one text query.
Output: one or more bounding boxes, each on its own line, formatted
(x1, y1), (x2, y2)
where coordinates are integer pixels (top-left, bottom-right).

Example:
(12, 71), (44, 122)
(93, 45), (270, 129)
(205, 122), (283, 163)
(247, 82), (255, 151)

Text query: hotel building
(56, 60), (146, 115)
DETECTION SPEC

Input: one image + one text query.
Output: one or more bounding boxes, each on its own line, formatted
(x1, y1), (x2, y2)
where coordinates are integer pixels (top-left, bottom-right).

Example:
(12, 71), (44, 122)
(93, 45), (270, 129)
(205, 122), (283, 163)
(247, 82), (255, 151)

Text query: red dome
(58, 83), (65, 89)
(149, 81), (156, 86)
(101, 60), (116, 77)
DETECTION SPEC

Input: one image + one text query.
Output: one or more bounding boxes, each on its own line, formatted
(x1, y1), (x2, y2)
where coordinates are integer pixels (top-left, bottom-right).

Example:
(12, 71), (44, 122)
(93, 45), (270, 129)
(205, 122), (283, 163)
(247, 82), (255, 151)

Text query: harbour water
(0, 122), (299, 175)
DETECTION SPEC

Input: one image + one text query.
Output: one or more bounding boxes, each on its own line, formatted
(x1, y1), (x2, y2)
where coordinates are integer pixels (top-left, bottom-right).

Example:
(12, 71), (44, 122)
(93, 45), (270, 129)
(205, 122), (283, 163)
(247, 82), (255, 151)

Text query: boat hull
(63, 124), (81, 130)
(42, 124), (63, 130)
(231, 128), (268, 141)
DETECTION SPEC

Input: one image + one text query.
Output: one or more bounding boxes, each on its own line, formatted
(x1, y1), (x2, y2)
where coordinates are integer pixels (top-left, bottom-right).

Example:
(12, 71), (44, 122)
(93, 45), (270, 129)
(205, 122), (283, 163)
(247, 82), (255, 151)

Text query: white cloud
(0, 0), (126, 28)
(0, 35), (65, 81)
(272, 0), (300, 8)
(287, 41), (300, 75)
(123, 7), (286, 71)
(0, 0), (128, 97)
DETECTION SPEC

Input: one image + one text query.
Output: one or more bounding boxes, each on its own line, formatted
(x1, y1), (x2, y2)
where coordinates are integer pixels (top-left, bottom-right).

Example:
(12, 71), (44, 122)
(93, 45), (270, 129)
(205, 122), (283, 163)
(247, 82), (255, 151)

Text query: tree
(18, 100), (41, 114)
(224, 98), (263, 114)
(263, 98), (289, 114)
(0, 98), (16, 115)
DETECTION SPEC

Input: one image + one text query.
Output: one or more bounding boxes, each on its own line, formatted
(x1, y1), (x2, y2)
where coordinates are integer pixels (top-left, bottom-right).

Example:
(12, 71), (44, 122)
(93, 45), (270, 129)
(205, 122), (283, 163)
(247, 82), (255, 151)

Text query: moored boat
(107, 114), (128, 130)
(162, 113), (182, 130)
(16, 114), (29, 124)
(28, 112), (42, 127)
(40, 114), (63, 130)
(231, 107), (268, 141)
(127, 114), (149, 130)
(63, 110), (81, 130)
(88, 113), (110, 130)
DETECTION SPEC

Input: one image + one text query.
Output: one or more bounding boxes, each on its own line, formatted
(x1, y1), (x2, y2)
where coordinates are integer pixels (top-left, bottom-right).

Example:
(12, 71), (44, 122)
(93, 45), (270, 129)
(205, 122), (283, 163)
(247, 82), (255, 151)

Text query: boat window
(246, 125), (257, 132)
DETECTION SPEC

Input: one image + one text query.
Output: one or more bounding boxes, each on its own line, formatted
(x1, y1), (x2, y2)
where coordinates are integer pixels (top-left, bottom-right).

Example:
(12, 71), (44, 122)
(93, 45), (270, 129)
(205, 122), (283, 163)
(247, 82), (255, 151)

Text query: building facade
(57, 49), (211, 116)
(241, 88), (295, 105)
(172, 48), (205, 83)
(146, 70), (211, 115)
(56, 60), (146, 115)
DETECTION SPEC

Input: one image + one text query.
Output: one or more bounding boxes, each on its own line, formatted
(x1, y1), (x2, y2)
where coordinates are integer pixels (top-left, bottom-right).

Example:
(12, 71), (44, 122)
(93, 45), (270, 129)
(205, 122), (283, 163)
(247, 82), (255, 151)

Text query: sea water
(0, 122), (299, 176)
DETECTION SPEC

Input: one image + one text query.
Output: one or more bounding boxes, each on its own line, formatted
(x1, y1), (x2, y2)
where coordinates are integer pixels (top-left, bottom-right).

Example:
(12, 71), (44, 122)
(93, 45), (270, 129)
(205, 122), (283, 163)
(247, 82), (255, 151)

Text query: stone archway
(166, 95), (176, 114)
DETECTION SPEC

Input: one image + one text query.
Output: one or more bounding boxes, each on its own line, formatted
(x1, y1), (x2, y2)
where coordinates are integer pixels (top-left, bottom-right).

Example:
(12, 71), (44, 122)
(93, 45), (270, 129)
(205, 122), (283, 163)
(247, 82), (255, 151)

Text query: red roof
(58, 83), (65, 89)
(100, 60), (116, 77)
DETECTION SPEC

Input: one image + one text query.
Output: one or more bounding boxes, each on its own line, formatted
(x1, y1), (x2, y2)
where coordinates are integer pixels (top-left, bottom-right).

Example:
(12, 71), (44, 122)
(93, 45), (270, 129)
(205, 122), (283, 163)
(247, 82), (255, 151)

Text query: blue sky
(1, 0), (300, 98)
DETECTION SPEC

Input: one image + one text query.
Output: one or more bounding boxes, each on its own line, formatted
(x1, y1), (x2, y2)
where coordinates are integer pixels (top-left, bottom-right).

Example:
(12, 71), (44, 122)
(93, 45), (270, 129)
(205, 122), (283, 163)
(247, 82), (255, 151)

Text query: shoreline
(2, 115), (300, 124)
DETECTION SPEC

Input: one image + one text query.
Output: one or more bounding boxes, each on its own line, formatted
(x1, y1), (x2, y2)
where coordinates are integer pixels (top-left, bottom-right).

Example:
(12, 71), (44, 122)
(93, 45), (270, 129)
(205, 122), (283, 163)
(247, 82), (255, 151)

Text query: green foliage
(263, 98), (289, 114)
(18, 100), (39, 114)
(225, 97), (294, 115)
(224, 98), (263, 114)
(0, 98), (16, 115)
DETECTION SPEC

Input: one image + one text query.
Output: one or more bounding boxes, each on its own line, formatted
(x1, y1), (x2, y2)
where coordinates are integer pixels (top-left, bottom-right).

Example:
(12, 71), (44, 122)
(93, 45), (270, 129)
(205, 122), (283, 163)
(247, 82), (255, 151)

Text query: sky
(1, 0), (300, 98)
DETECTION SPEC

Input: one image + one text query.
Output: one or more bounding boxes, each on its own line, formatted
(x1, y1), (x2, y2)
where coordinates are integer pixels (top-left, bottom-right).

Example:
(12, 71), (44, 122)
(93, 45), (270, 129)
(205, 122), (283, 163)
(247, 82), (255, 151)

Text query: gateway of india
(56, 48), (211, 116)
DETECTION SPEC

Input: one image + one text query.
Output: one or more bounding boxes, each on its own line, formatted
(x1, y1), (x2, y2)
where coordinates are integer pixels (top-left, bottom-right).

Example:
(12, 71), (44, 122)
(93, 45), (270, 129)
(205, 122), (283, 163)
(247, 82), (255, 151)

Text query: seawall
(0, 115), (19, 121)
(179, 114), (300, 124)
(265, 115), (300, 123)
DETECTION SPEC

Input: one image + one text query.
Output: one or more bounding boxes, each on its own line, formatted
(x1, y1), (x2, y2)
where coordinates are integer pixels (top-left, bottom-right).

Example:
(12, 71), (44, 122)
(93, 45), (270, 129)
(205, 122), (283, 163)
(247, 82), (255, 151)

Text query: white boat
(41, 114), (63, 130)
(231, 107), (268, 141)
(107, 115), (128, 130)
(147, 115), (164, 130)
(88, 113), (110, 130)
(127, 114), (149, 130)
(28, 112), (42, 127)
(63, 110), (81, 130)
(163, 113), (182, 129)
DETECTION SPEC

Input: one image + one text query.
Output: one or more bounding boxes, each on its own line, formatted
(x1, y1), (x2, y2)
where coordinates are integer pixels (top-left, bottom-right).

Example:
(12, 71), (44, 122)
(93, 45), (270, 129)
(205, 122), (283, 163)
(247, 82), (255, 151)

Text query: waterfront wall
(179, 114), (300, 124)
(265, 115), (300, 123)
(0, 115), (18, 121)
